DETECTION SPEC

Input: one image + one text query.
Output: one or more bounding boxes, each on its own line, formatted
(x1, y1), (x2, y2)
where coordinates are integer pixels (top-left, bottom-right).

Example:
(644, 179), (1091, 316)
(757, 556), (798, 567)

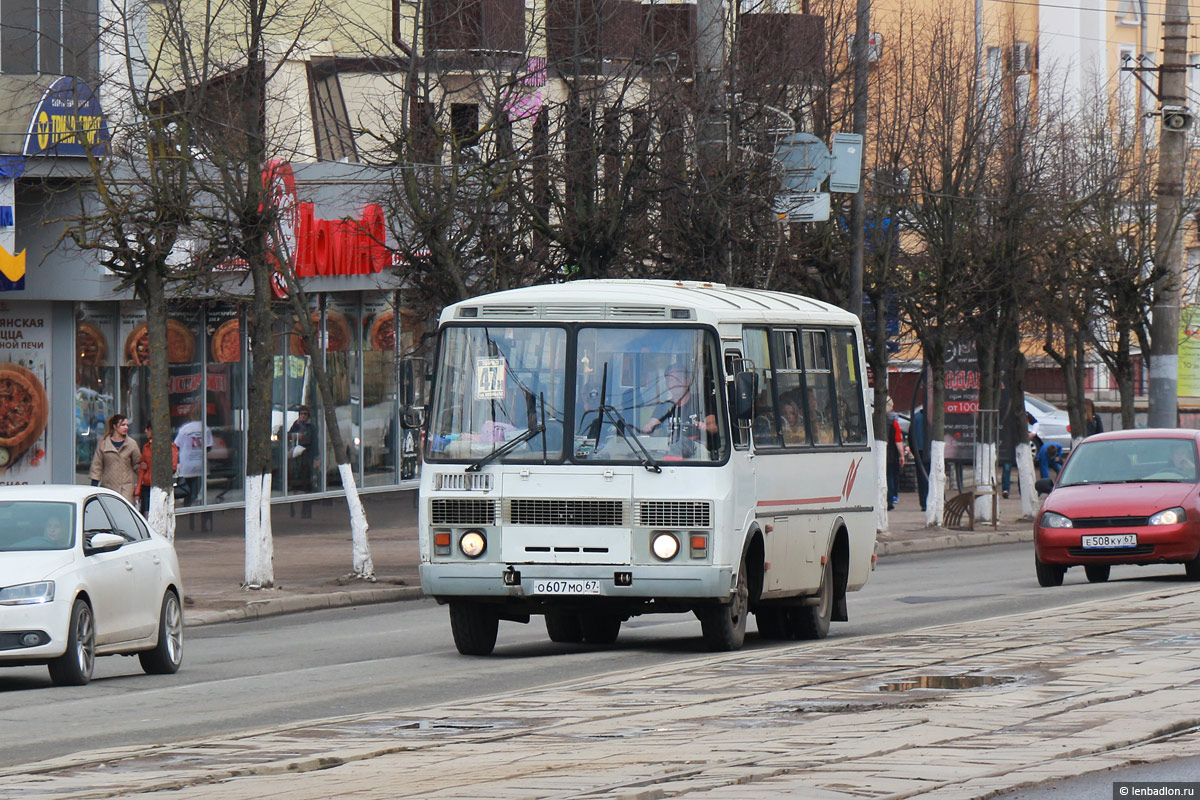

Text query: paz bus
(418, 280), (877, 655)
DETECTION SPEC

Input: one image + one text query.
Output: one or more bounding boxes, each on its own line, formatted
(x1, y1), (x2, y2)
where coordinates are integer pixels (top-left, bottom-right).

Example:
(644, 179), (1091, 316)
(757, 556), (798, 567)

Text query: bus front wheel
(449, 601), (499, 655)
(789, 558), (832, 640)
(698, 556), (749, 651)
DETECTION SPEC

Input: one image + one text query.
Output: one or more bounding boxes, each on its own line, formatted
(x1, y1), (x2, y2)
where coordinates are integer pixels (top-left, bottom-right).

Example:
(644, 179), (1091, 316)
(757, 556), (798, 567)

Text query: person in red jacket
(885, 397), (905, 510)
(137, 422), (180, 516)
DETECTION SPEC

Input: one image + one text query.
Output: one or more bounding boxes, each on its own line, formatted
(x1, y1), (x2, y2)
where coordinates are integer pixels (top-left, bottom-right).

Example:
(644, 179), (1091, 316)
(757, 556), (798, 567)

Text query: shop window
(324, 294), (361, 491)
(363, 292), (399, 487)
(205, 304), (245, 505)
(76, 304), (117, 485)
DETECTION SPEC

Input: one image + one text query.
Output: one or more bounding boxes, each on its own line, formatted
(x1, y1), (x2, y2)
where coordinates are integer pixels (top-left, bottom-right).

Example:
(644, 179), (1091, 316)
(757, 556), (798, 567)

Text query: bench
(943, 490), (999, 531)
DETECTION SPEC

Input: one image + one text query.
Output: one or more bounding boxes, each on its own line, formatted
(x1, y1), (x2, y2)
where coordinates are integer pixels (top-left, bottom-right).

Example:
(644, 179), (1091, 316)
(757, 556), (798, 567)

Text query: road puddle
(878, 674), (1016, 691)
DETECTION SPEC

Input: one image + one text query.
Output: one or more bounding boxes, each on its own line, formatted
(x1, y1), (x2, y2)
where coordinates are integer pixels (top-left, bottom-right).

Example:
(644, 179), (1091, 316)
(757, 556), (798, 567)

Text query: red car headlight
(1040, 511), (1073, 529)
(1149, 507), (1186, 526)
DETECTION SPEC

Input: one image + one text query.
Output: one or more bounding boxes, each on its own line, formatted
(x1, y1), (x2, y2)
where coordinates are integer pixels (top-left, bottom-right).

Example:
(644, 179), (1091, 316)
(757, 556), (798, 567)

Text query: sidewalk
(177, 488), (1037, 626)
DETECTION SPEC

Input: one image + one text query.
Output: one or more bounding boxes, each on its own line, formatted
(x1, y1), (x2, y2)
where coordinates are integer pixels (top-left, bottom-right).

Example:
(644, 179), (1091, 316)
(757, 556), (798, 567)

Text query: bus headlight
(651, 532), (679, 561)
(460, 530), (487, 558)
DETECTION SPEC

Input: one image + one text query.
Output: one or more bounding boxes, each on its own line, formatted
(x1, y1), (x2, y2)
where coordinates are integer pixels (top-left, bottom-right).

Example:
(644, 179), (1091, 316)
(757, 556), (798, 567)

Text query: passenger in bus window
(808, 387), (836, 444)
(779, 394), (807, 446)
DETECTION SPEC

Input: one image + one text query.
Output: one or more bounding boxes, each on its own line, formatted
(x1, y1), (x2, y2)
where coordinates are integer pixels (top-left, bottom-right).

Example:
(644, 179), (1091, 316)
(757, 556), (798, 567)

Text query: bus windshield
(427, 326), (567, 463)
(426, 324), (728, 465)
(575, 327), (727, 464)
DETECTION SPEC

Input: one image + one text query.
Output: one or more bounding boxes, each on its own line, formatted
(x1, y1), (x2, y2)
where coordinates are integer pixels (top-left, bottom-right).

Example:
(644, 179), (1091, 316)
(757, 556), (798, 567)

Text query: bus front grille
(430, 498), (498, 526)
(636, 501), (712, 529)
(507, 499), (626, 527)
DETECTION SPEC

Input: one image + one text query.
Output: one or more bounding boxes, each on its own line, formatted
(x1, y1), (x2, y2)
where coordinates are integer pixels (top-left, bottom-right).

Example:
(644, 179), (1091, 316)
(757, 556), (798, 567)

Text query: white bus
(419, 280), (877, 655)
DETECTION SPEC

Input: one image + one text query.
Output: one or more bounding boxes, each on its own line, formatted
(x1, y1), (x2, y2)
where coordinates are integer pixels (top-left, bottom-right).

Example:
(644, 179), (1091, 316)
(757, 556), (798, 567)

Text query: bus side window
(742, 329), (780, 448)
(832, 329), (867, 445)
(802, 329), (837, 445)
(724, 349), (748, 449)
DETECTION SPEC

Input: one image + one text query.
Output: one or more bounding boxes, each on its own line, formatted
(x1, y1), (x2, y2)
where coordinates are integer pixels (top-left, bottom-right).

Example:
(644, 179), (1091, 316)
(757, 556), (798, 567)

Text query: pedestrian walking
(1084, 399), (1104, 437)
(137, 422), (179, 516)
(886, 397), (904, 510)
(89, 413), (141, 503)
(908, 406), (930, 511)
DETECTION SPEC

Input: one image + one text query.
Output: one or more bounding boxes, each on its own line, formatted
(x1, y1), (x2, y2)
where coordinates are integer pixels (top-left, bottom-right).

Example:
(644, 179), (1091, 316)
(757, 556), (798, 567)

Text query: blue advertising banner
(22, 77), (109, 158)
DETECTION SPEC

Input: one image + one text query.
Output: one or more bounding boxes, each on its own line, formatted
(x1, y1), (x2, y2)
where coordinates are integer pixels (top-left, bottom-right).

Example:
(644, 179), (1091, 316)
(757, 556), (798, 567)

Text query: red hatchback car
(1034, 428), (1200, 586)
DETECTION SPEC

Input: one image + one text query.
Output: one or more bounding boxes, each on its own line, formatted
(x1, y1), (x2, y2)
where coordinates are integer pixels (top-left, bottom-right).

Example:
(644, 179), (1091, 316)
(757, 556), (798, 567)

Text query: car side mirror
(87, 532), (125, 553)
(1034, 478), (1054, 495)
(734, 372), (757, 421)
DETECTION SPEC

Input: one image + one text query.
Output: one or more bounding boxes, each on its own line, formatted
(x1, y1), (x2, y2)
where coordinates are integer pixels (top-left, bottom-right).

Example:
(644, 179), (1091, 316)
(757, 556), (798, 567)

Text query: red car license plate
(1080, 534), (1137, 548)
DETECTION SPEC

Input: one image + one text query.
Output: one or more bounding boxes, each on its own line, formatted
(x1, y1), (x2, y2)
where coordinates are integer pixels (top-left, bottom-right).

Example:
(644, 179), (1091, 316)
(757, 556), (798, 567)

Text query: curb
(183, 586), (426, 627)
(877, 528), (1034, 556)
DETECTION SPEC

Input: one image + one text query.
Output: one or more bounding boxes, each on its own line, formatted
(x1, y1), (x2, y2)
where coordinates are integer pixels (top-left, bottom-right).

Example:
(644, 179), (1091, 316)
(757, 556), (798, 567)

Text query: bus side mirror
(734, 372), (756, 420)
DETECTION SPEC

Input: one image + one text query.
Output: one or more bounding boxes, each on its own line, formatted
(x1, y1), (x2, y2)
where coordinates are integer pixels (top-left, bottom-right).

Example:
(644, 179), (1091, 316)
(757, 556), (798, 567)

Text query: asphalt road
(0, 543), (1190, 769)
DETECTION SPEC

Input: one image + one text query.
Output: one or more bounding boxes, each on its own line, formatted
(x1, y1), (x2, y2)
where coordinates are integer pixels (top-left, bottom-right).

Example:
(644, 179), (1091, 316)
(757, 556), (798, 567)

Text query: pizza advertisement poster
(0, 300), (52, 481)
(363, 295), (395, 353)
(207, 304), (242, 364)
(326, 296), (358, 353)
(121, 308), (200, 367)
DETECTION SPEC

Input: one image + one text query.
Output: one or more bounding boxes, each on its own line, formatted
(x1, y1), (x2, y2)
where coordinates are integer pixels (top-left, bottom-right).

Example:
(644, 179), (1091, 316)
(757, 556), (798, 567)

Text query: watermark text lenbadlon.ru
(1116, 784), (1200, 798)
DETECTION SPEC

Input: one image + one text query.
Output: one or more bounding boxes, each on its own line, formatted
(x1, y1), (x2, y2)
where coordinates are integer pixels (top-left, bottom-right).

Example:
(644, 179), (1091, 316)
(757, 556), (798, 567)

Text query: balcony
(737, 12), (824, 88)
(641, 3), (697, 73)
(424, 0), (525, 55)
(547, 0), (641, 68)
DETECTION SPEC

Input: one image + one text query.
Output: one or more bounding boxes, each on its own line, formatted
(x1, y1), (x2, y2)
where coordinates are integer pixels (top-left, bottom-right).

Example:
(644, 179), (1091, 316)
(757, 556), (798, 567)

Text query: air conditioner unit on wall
(1010, 41), (1033, 73)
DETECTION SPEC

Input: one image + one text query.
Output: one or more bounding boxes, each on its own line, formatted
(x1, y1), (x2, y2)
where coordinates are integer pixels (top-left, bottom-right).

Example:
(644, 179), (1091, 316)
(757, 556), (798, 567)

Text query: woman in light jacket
(89, 414), (141, 503)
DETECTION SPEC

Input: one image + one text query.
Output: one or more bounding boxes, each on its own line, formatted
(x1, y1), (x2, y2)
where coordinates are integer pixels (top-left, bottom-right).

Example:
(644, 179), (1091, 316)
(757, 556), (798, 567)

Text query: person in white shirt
(173, 413), (212, 506)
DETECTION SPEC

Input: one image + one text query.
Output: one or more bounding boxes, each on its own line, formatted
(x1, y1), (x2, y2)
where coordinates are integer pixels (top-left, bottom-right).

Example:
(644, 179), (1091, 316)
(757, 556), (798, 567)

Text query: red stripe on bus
(757, 497), (842, 506)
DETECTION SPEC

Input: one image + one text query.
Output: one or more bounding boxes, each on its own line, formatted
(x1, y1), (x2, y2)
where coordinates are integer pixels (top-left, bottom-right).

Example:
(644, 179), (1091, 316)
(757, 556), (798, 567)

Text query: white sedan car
(0, 486), (183, 686)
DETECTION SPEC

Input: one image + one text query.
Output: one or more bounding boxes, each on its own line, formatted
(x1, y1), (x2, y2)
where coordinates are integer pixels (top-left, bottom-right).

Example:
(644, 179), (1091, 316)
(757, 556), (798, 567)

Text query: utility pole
(696, 0), (728, 279)
(848, 0), (869, 322)
(1148, 0), (1190, 428)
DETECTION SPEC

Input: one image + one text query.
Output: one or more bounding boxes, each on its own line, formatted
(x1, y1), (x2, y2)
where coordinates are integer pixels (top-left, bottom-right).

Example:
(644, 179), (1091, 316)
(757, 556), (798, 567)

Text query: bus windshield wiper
(467, 390), (546, 473)
(465, 423), (545, 472)
(596, 403), (661, 473)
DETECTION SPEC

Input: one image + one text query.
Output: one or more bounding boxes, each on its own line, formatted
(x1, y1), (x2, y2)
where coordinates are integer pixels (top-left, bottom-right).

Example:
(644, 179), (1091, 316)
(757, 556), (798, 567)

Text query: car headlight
(1149, 507), (1187, 526)
(0, 581), (55, 606)
(459, 530), (486, 558)
(1040, 511), (1073, 529)
(651, 532), (680, 560)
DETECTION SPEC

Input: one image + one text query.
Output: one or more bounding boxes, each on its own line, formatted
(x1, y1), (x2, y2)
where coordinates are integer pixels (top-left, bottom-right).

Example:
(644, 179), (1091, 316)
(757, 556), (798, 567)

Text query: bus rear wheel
(449, 601), (499, 656)
(699, 555), (749, 651)
(755, 608), (789, 640)
(580, 613), (621, 644)
(789, 558), (832, 640)
(545, 612), (585, 643)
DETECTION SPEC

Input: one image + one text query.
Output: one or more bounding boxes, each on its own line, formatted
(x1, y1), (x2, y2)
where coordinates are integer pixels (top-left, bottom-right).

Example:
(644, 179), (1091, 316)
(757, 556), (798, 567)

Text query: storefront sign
(0, 301), (51, 482)
(22, 77), (110, 158)
(293, 201), (388, 278)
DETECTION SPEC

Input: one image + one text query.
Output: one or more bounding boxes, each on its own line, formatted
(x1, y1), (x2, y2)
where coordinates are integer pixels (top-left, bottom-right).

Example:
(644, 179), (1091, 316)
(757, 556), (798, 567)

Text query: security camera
(1163, 105), (1191, 132)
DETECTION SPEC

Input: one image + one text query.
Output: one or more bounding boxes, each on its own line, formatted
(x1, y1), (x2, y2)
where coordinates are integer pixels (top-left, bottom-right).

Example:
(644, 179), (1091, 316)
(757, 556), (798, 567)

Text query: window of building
(451, 103), (479, 149)
(0, 0), (99, 78)
(1116, 0), (1140, 25)
(308, 61), (358, 162)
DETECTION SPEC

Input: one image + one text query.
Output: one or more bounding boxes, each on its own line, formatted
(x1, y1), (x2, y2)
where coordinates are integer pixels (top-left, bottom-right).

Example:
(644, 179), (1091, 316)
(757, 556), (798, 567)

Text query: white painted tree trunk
(147, 485), (176, 543)
(875, 441), (889, 533)
(338, 462), (375, 580)
(1017, 443), (1038, 519)
(244, 472), (275, 588)
(925, 440), (946, 527)
(974, 441), (996, 523)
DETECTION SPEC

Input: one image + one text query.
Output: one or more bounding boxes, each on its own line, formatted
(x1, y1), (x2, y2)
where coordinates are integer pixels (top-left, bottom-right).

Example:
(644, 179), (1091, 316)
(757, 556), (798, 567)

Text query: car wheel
(1084, 564), (1111, 584)
(139, 591), (184, 674)
(48, 599), (95, 687)
(1186, 553), (1200, 581)
(545, 612), (584, 643)
(789, 558), (833, 640)
(449, 601), (499, 656)
(698, 554), (749, 651)
(1035, 557), (1066, 587)
(580, 613), (621, 645)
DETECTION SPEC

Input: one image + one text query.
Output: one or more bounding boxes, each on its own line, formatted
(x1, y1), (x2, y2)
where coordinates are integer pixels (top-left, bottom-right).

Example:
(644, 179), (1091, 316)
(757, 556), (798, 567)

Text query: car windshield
(1057, 438), (1199, 486)
(0, 501), (76, 551)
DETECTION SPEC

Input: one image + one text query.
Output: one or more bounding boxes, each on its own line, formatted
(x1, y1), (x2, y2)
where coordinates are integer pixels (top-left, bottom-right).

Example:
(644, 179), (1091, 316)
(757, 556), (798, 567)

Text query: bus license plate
(1081, 534), (1137, 549)
(532, 579), (602, 595)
